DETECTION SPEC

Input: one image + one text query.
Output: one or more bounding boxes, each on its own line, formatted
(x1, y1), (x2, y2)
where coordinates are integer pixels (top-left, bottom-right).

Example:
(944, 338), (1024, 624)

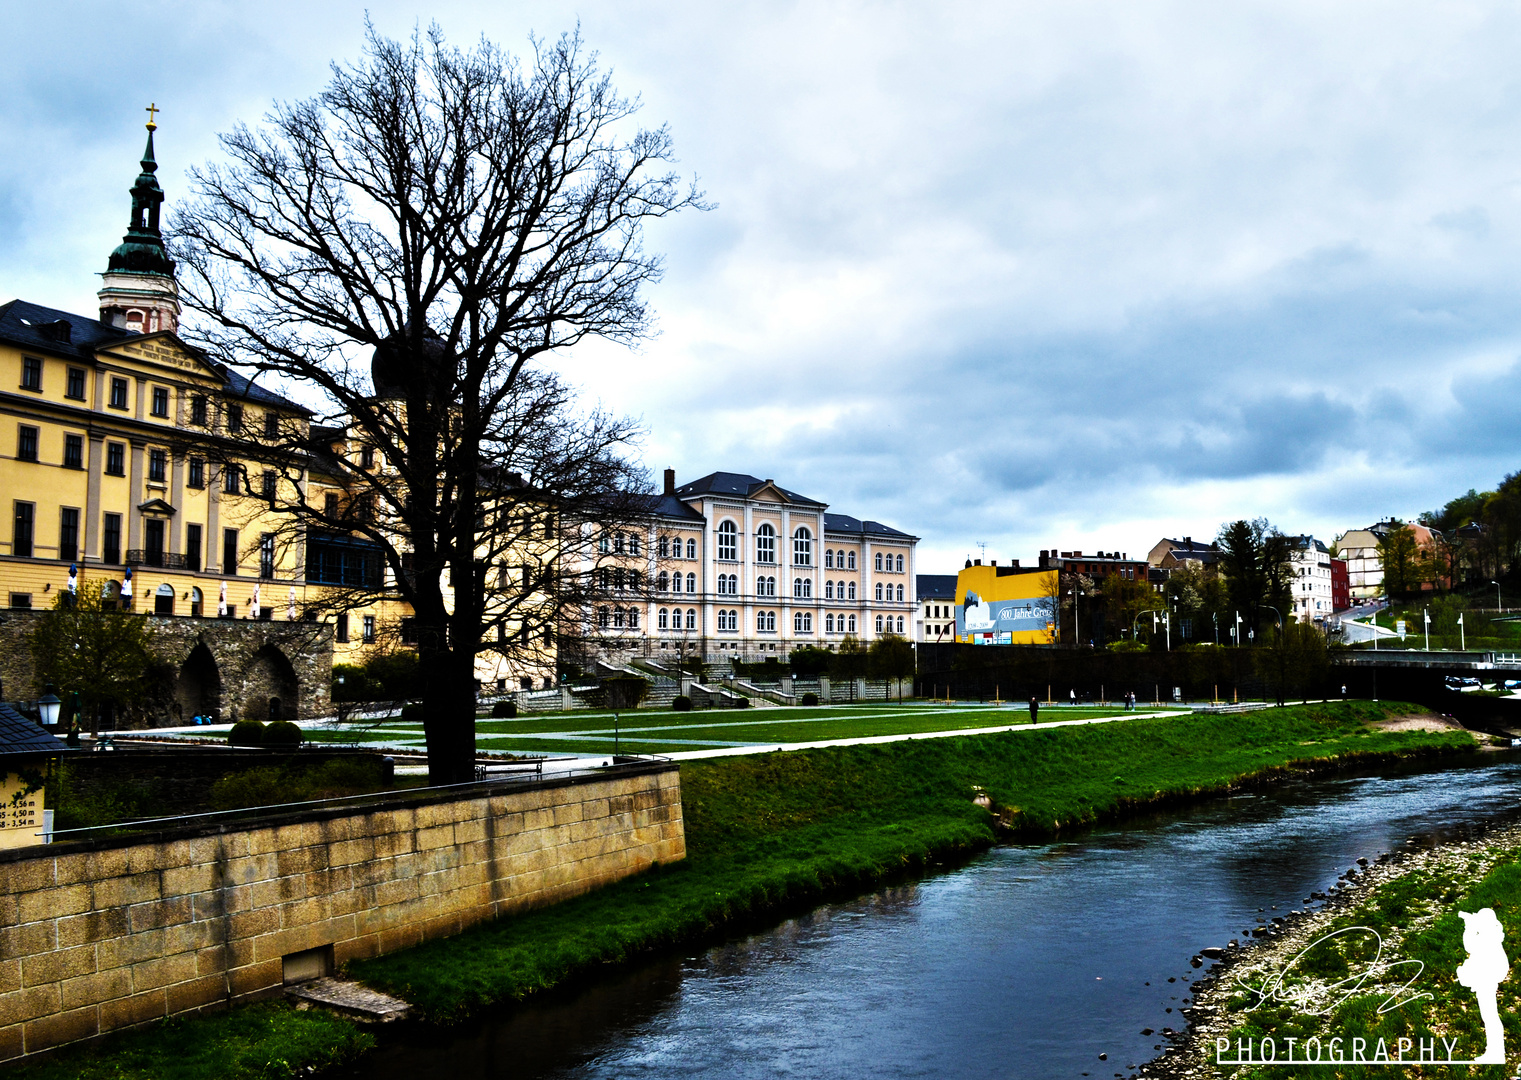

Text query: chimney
(974, 559), (982, 566)
(1011, 559), (1020, 568)
(1183, 535), (1191, 544)
(990, 559), (997, 566)
(663, 468), (676, 497)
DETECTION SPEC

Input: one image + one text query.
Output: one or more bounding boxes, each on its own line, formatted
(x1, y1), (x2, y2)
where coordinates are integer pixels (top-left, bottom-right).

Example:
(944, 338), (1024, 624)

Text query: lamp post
(1234, 611), (1243, 648)
(36, 689), (60, 728)
(1423, 607), (1430, 652)
(1493, 581), (1503, 614)
(1213, 611), (1219, 646)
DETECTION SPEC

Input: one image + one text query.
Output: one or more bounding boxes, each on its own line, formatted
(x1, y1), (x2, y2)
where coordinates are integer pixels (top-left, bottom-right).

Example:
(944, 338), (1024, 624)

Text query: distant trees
(30, 578), (162, 732)
(1376, 522), (1423, 599)
(868, 634), (916, 703)
(1215, 519), (1293, 634)
(1420, 472), (1521, 587)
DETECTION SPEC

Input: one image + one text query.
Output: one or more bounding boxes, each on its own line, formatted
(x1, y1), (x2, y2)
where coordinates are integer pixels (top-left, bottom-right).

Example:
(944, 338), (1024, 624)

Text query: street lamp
(36, 688), (60, 728)
(1493, 581), (1503, 614)
(1423, 607), (1430, 652)
(1234, 611), (1243, 647)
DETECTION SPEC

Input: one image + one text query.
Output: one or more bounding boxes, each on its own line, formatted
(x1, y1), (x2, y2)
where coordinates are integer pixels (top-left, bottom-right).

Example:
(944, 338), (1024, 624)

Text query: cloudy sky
(7, 2), (1521, 571)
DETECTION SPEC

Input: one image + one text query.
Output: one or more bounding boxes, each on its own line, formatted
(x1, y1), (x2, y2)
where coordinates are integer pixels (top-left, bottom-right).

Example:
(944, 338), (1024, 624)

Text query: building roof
(1289, 534), (1331, 555)
(0, 298), (136, 360)
(916, 574), (959, 600)
(823, 513), (916, 541)
(0, 704), (70, 758)
(213, 363), (311, 415)
(676, 471), (824, 506)
(637, 492), (707, 523)
(1159, 537), (1217, 554)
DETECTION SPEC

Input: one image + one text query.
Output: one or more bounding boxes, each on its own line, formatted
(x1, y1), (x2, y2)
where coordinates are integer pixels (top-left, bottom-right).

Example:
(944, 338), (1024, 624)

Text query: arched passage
(244, 645), (299, 723)
(175, 642), (221, 723)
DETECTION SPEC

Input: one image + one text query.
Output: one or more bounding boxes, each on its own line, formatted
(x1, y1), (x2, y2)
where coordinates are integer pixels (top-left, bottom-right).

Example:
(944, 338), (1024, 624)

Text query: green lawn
(297, 702), (1191, 756)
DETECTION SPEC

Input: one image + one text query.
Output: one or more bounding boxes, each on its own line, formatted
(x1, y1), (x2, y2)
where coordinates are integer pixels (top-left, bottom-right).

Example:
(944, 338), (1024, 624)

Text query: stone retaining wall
(0, 762), (683, 1060)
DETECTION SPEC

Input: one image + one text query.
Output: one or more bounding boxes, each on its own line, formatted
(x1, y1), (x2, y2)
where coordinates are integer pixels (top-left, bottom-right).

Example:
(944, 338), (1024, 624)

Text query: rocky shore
(1141, 817), (1521, 1078)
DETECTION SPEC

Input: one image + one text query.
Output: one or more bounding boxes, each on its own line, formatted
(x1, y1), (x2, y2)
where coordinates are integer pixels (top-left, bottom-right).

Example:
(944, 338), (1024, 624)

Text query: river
(348, 753), (1521, 1079)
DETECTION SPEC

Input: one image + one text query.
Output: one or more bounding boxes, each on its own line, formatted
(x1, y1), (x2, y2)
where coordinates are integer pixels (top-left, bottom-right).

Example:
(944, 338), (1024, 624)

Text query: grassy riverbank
(4, 700), (1474, 1078)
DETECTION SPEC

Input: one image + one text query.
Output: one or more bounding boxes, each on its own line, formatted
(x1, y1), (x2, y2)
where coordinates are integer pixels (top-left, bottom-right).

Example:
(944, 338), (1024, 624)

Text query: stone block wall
(0, 762), (683, 1060)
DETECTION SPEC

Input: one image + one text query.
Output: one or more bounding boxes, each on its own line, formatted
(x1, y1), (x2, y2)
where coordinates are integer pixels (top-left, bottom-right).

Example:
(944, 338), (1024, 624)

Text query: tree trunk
(423, 648), (478, 786)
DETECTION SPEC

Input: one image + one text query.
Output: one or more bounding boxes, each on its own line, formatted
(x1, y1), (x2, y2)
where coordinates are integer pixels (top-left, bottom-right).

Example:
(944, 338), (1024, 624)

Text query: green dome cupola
(98, 105), (181, 334)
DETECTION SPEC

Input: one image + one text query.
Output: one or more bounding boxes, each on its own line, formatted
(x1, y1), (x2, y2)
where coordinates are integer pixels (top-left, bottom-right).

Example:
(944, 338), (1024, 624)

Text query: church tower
(98, 106), (180, 334)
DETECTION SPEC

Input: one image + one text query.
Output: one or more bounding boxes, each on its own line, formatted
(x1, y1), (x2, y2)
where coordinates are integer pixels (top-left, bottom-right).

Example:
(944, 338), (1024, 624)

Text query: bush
(733, 696), (751, 708)
(400, 702), (424, 724)
(262, 720), (304, 748)
(672, 695), (692, 712)
(228, 720), (266, 747)
(491, 699), (518, 719)
(800, 691), (819, 706)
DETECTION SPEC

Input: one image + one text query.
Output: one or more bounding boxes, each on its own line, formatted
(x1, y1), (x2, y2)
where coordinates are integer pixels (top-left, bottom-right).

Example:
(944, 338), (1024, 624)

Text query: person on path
(1069, 688), (1076, 705)
(1028, 696), (1039, 724)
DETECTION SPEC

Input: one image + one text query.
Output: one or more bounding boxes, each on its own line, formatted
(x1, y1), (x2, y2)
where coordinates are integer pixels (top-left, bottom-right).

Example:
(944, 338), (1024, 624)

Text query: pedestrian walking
(1028, 696), (1039, 724)
(1069, 688), (1076, 705)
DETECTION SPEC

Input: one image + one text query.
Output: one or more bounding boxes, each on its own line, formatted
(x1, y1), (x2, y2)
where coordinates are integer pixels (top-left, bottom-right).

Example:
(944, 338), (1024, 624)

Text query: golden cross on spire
(145, 102), (159, 131)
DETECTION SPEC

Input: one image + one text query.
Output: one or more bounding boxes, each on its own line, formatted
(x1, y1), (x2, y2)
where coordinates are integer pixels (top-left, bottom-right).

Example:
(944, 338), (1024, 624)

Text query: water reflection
(352, 755), (1521, 1080)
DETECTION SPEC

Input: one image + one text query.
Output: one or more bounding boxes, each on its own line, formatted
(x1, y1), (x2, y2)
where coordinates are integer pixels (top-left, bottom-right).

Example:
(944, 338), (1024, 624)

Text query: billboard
(954, 565), (1057, 644)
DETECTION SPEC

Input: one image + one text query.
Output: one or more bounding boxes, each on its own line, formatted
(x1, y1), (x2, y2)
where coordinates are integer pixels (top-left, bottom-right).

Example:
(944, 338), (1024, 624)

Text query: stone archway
(243, 645), (299, 723)
(175, 642), (221, 722)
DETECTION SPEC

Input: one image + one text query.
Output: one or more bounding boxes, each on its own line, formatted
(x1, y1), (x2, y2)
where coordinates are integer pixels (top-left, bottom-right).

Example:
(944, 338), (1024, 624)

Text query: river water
(353, 754), (1521, 1080)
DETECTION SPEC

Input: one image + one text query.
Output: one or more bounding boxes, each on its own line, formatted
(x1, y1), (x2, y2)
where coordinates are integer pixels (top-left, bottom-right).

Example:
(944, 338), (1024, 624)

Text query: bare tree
(170, 25), (705, 783)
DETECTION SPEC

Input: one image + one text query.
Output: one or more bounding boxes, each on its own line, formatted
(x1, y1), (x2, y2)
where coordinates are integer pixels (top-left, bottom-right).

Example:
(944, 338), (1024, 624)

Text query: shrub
(228, 720), (266, 747)
(491, 699), (518, 719)
(800, 691), (820, 706)
(672, 695), (692, 712)
(262, 720), (304, 748)
(400, 702), (424, 724)
(732, 695), (751, 708)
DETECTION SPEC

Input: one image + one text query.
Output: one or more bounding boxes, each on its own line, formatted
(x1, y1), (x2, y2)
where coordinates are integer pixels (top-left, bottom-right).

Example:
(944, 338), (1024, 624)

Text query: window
(227, 404), (243, 432)
(758, 610), (775, 632)
(103, 513), (121, 564)
(188, 458), (204, 488)
(106, 442), (125, 476)
(336, 615), (350, 643)
(58, 508), (78, 562)
(628, 608), (641, 629)
(151, 387), (169, 417)
(598, 533), (610, 554)
(191, 396), (208, 426)
(896, 584), (905, 602)
(824, 549), (834, 569)
(686, 572), (697, 593)
(658, 536), (670, 557)
(16, 426), (37, 462)
(190, 586), (203, 618)
(63, 434), (82, 469)
(793, 577), (812, 599)
(362, 615), (375, 643)
(9, 593), (30, 610)
(597, 607), (610, 629)
(847, 551), (856, 570)
(629, 534), (641, 556)
(359, 445), (374, 469)
(848, 614), (857, 632)
(876, 615), (885, 633)
(20, 357), (41, 391)
(758, 575), (775, 597)
(718, 520), (738, 560)
(897, 616), (905, 634)
(658, 570), (669, 592)
(896, 554), (905, 573)
(264, 412), (279, 439)
(826, 613), (835, 633)
(718, 609), (738, 632)
(848, 581), (856, 600)
(260, 533), (275, 578)
(223, 466), (241, 494)
(874, 552), (884, 572)
(155, 583), (174, 616)
(793, 527), (812, 566)
(685, 609), (697, 631)
(65, 367), (85, 400)
(12, 502), (33, 558)
(262, 470), (276, 498)
(109, 377), (128, 409)
(686, 538), (697, 559)
(148, 449), (166, 482)
(875, 582), (884, 601)
(186, 524), (202, 572)
(756, 524), (776, 564)
(794, 611), (813, 633)
(658, 608), (669, 630)
(222, 528), (239, 575)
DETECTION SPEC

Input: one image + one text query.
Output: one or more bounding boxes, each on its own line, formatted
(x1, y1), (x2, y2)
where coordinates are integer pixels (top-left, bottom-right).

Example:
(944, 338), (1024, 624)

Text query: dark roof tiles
(0, 704), (70, 758)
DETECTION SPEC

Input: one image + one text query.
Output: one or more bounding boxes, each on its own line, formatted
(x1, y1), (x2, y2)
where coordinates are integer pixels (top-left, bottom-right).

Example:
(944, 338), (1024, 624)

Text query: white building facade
(586, 471), (918, 663)
(1288, 535), (1334, 622)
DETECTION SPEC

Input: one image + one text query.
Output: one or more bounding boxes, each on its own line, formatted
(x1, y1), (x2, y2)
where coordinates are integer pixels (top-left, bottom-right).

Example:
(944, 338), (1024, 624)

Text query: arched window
(658, 608), (669, 630)
(756, 524), (775, 564)
(875, 615), (884, 633)
(874, 552), (883, 571)
(847, 551), (856, 570)
(718, 520), (738, 561)
(824, 580), (835, 600)
(848, 614), (857, 632)
(794, 577), (812, 599)
(597, 606), (610, 628)
(686, 538), (697, 559)
(598, 567), (612, 590)
(630, 570), (643, 590)
(795, 611), (813, 632)
(825, 613), (835, 633)
(824, 549), (835, 569)
(896, 584), (904, 602)
(685, 608), (697, 630)
(848, 581), (857, 600)
(629, 609), (640, 629)
(875, 582), (883, 601)
(658, 570), (669, 592)
(630, 534), (641, 556)
(658, 536), (670, 557)
(599, 533), (610, 553)
(190, 586), (203, 618)
(895, 554), (904, 572)
(614, 534), (625, 554)
(686, 572), (697, 593)
(758, 610), (775, 632)
(793, 527), (812, 566)
(896, 616), (904, 634)
(613, 608), (626, 628)
(613, 567), (625, 591)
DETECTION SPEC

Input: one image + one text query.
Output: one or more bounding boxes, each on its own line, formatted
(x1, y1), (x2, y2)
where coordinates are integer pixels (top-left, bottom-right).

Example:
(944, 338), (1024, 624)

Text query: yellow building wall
(0, 772), (45, 851)
(954, 565), (1057, 644)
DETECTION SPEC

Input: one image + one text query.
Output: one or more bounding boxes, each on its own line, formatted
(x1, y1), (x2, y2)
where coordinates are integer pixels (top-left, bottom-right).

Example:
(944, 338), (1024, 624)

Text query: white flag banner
(67, 563), (77, 594)
(251, 582), (261, 617)
(122, 566), (133, 600)
(287, 587), (297, 621)
(218, 580), (228, 617)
